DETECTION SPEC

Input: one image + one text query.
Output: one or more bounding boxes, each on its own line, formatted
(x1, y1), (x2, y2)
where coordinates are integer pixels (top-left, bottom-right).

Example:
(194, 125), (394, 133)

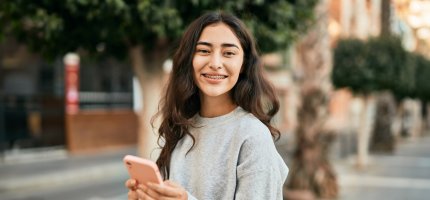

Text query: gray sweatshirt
(169, 107), (289, 200)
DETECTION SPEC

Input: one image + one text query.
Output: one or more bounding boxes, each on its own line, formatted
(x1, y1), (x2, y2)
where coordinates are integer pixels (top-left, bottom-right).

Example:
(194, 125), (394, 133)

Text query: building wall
(66, 110), (138, 154)
(0, 37), (136, 152)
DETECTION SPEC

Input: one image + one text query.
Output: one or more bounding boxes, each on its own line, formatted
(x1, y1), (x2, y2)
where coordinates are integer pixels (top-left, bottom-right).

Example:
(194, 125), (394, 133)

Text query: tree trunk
(392, 100), (403, 139)
(366, 0), (396, 156)
(285, 0), (338, 199)
(129, 45), (165, 161)
(426, 101), (430, 135)
(399, 100), (411, 138)
(380, 0), (391, 36)
(370, 91), (396, 153)
(422, 101), (430, 134)
(285, 88), (338, 199)
(399, 99), (423, 139)
(409, 99), (423, 138)
(356, 94), (375, 168)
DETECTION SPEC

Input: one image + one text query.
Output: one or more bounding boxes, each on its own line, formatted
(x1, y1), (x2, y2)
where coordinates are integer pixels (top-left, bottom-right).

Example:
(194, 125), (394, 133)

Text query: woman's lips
(201, 73), (228, 83)
(202, 74), (228, 79)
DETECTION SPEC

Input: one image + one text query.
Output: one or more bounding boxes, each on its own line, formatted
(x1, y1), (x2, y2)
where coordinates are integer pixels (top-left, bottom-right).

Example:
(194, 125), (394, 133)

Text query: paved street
(0, 134), (429, 200)
(1, 174), (127, 200)
(337, 135), (430, 200)
(0, 147), (133, 200)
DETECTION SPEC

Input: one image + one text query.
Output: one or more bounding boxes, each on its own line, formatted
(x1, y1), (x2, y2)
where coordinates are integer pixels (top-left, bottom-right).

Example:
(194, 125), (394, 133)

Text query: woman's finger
(147, 182), (182, 197)
(128, 190), (138, 200)
(125, 179), (137, 190)
(138, 184), (161, 199)
(164, 180), (181, 187)
(159, 197), (180, 200)
(136, 188), (156, 200)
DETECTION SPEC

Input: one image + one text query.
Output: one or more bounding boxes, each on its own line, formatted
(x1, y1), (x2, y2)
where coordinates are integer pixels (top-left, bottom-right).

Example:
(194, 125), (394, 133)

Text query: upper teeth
(204, 74), (226, 79)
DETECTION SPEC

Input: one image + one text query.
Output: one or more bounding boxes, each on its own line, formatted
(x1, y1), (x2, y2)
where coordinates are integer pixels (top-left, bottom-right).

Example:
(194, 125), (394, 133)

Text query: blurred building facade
(326, 0), (430, 160)
(265, 0), (386, 137)
(266, 0), (428, 164)
(394, 0), (430, 57)
(0, 38), (138, 154)
(331, 0), (428, 134)
(327, 0), (384, 137)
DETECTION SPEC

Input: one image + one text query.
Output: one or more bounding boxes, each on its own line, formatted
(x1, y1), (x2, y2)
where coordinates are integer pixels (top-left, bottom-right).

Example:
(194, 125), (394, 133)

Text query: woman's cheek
(227, 60), (243, 74)
(193, 56), (207, 69)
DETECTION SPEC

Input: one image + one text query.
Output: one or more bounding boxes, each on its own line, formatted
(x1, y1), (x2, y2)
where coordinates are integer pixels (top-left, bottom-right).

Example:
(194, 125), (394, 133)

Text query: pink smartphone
(123, 155), (163, 185)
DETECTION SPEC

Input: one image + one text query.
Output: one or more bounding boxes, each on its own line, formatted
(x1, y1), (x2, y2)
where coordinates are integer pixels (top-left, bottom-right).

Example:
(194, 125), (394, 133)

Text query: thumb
(164, 180), (180, 188)
(125, 179), (137, 189)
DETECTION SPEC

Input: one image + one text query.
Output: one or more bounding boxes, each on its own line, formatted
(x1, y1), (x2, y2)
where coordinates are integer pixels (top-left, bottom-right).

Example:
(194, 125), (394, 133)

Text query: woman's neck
(199, 93), (237, 118)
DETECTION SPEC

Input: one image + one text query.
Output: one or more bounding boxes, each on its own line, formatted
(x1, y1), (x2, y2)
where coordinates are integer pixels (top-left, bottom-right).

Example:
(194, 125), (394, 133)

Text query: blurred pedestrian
(126, 11), (288, 200)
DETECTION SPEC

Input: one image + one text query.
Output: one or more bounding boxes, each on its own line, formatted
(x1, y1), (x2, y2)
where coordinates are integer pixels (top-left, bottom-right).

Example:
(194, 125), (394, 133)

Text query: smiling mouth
(202, 74), (228, 79)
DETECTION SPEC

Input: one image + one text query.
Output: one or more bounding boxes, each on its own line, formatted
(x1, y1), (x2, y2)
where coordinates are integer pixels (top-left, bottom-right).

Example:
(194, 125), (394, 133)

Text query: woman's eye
(224, 51), (236, 57)
(197, 49), (210, 54)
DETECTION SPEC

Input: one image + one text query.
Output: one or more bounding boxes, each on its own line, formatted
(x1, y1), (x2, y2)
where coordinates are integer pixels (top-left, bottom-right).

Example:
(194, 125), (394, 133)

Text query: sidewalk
(0, 146), (135, 195)
(1, 134), (429, 200)
(336, 135), (430, 200)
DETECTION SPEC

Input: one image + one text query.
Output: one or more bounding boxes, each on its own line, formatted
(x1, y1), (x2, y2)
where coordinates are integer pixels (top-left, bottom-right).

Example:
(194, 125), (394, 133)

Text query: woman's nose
(209, 53), (222, 70)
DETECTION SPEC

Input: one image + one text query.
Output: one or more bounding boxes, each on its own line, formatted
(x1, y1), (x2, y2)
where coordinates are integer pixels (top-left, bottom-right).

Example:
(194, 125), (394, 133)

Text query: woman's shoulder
(235, 109), (286, 177)
(235, 108), (273, 142)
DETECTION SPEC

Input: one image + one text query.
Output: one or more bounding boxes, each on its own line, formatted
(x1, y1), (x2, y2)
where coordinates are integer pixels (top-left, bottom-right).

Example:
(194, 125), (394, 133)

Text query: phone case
(123, 155), (163, 185)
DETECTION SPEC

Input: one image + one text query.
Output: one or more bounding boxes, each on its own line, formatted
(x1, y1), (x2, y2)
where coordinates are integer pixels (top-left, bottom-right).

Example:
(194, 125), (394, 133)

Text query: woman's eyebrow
(221, 43), (240, 49)
(197, 41), (212, 47)
(197, 41), (240, 49)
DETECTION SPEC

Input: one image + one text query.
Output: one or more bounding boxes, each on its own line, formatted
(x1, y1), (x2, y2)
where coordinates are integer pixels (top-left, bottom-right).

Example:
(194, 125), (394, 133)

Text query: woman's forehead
(197, 23), (242, 49)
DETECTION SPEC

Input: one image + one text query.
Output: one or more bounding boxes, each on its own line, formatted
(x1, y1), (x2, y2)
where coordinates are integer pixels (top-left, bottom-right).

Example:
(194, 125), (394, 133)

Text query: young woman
(126, 12), (288, 200)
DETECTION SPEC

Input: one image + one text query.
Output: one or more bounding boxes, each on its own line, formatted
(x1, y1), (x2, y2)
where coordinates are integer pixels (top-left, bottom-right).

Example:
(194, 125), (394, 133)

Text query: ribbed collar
(193, 106), (245, 127)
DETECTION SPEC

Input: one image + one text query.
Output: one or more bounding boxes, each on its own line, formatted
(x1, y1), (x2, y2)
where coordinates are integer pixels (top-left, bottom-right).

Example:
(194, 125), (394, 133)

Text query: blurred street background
(1, 0), (430, 199)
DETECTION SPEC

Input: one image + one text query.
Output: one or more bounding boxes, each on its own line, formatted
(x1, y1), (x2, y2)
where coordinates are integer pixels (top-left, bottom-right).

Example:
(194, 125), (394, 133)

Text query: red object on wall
(64, 53), (80, 114)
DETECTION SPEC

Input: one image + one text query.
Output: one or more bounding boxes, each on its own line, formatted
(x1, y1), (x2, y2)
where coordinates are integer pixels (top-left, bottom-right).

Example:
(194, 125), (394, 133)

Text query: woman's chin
(200, 90), (230, 99)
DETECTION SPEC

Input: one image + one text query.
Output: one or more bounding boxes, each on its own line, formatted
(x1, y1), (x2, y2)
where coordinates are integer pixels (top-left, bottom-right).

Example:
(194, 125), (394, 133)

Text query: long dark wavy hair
(153, 11), (280, 179)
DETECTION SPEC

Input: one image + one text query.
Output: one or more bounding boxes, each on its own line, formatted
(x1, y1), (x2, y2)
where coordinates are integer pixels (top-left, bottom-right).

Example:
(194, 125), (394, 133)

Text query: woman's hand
(125, 179), (139, 200)
(125, 179), (188, 200)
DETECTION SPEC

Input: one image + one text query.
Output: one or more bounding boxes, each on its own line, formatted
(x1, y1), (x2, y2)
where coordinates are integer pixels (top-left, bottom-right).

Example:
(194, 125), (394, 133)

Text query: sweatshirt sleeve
(235, 125), (288, 200)
(187, 191), (198, 200)
(235, 169), (284, 200)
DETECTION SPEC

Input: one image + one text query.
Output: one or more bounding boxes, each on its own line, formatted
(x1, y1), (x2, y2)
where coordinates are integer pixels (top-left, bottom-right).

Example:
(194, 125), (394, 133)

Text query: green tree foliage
(414, 54), (430, 101)
(331, 38), (374, 93)
(332, 36), (419, 98)
(332, 36), (430, 102)
(0, 0), (318, 61)
(392, 52), (416, 100)
(366, 37), (409, 93)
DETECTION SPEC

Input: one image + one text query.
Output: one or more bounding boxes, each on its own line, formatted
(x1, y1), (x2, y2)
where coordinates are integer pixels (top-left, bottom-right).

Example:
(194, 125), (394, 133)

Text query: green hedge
(332, 38), (374, 93)
(415, 54), (430, 101)
(332, 36), (430, 101)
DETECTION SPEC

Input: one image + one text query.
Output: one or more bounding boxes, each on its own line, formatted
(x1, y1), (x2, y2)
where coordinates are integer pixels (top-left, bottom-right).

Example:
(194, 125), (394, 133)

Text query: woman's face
(192, 23), (244, 101)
